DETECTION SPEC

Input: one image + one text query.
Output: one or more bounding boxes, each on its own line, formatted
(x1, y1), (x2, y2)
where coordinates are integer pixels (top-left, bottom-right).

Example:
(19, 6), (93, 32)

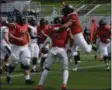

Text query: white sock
(63, 70), (69, 85)
(32, 65), (36, 70)
(39, 70), (48, 85)
(106, 62), (109, 66)
(75, 64), (78, 68)
(25, 75), (30, 80)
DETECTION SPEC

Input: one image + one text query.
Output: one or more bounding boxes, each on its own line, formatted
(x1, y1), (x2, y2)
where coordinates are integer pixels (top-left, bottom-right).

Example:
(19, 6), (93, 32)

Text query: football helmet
(62, 5), (74, 16)
(40, 18), (47, 25)
(16, 15), (26, 25)
(53, 17), (61, 24)
(28, 17), (37, 26)
(99, 19), (106, 25)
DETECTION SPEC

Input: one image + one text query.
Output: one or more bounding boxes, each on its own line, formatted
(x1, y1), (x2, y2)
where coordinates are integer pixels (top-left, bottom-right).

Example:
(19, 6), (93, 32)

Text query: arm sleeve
(44, 26), (51, 35)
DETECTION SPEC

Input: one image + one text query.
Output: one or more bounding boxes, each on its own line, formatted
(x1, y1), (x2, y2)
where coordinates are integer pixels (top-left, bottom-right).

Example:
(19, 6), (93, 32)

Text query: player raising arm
(54, 5), (96, 53)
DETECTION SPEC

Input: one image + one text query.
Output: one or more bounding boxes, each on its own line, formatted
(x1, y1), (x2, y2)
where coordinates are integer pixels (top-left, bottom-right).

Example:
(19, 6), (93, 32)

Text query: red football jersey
(51, 24), (68, 47)
(96, 25), (111, 44)
(37, 25), (51, 44)
(8, 23), (16, 33)
(9, 23), (29, 46)
(67, 13), (82, 35)
(61, 15), (67, 24)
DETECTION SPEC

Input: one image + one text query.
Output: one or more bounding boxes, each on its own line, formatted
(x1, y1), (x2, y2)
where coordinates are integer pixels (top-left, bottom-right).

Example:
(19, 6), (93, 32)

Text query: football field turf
(1, 53), (111, 90)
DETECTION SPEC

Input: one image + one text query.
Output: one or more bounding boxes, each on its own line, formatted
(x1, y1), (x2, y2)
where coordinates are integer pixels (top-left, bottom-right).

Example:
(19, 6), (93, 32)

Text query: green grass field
(1, 1), (111, 90)
(1, 53), (111, 90)
(90, 4), (111, 15)
(32, 0), (110, 16)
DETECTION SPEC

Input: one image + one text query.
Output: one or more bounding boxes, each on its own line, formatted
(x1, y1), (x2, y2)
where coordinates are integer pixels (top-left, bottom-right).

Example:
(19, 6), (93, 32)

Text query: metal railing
(25, 2), (41, 12)
(0, 3), (14, 12)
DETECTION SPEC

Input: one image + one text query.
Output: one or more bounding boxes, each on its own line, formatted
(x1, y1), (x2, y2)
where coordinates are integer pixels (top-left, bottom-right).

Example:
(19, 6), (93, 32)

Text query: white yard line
(78, 64), (105, 69)
(1, 64), (105, 79)
(1, 72), (41, 79)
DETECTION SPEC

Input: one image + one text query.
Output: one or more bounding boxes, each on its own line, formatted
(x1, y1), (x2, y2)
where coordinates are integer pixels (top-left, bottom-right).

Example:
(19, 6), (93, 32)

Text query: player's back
(67, 12), (82, 35)
(97, 24), (110, 43)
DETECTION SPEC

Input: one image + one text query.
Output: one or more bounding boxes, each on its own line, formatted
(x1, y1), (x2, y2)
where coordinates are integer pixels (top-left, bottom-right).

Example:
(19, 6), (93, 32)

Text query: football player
(52, 5), (97, 54)
(61, 16), (81, 71)
(8, 15), (34, 84)
(37, 18), (51, 71)
(35, 17), (69, 90)
(28, 17), (39, 72)
(0, 20), (11, 76)
(96, 19), (111, 71)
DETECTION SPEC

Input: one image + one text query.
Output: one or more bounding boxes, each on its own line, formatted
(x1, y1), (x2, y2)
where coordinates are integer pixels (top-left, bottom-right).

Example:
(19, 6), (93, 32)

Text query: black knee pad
(5, 46), (11, 55)
(41, 47), (48, 54)
(40, 57), (46, 69)
(41, 57), (46, 63)
(9, 66), (15, 73)
(4, 54), (9, 62)
(74, 55), (80, 61)
(32, 57), (37, 65)
(103, 56), (108, 61)
(23, 66), (30, 70)
(74, 54), (80, 64)
(45, 67), (50, 71)
(74, 56), (78, 64)
(92, 45), (97, 51)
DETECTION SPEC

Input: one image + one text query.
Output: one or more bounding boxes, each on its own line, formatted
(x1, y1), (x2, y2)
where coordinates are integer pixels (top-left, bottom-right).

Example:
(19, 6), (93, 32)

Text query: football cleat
(35, 85), (43, 90)
(92, 45), (97, 51)
(61, 84), (67, 90)
(72, 67), (78, 71)
(106, 66), (110, 71)
(25, 79), (35, 85)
